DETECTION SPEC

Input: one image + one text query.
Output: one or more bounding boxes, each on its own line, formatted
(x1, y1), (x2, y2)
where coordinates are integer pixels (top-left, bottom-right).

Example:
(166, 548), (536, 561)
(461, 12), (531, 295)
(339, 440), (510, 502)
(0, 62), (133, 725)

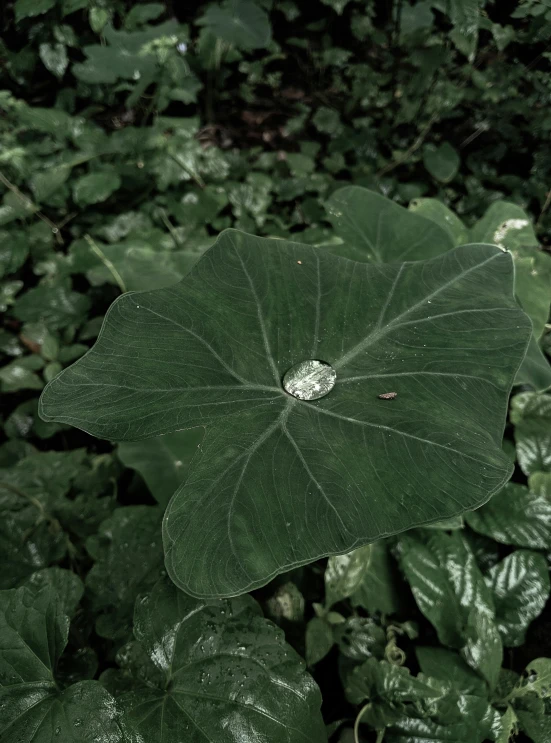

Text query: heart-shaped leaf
(106, 578), (326, 743)
(40, 231), (530, 597)
(326, 186), (455, 262)
(0, 584), (125, 742)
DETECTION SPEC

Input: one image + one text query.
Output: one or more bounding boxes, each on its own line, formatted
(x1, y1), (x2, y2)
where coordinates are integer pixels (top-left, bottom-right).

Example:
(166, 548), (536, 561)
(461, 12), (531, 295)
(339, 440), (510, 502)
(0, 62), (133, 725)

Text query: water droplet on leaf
(283, 360), (336, 401)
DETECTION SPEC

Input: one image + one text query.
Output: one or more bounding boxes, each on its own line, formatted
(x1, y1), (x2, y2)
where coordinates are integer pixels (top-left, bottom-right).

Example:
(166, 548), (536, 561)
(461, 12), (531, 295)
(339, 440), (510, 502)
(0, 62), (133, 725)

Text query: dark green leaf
(72, 171), (121, 206)
(198, 0), (272, 50)
(398, 530), (502, 688)
(351, 539), (404, 616)
(511, 392), (551, 475)
(0, 585), (125, 742)
(85, 506), (165, 640)
(423, 143), (460, 183)
(21, 567), (84, 619)
(118, 429), (204, 506)
(13, 285), (91, 330)
(306, 617), (334, 666)
(334, 617), (386, 662)
(409, 198), (469, 247)
(324, 545), (372, 608)
(466, 477), (551, 549)
(39, 43), (69, 79)
(113, 578), (326, 742)
(326, 186), (454, 262)
(14, 0), (56, 22)
(487, 550), (550, 647)
(40, 232), (530, 597)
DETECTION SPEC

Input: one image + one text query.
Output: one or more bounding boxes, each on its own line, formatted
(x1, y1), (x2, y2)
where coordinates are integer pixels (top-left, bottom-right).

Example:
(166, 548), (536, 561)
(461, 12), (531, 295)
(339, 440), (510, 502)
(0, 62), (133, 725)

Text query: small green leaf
(511, 392), (551, 475)
(197, 0), (272, 50)
(39, 42), (69, 79)
(13, 285), (91, 330)
(72, 171), (121, 206)
(306, 616), (334, 666)
(409, 198), (469, 246)
(14, 0), (56, 23)
(85, 506), (165, 640)
(514, 658), (551, 699)
(118, 429), (204, 506)
(325, 544), (372, 608)
(112, 578), (326, 742)
(466, 478), (551, 549)
(351, 539), (404, 616)
(423, 142), (461, 183)
(486, 550), (550, 647)
(326, 186), (454, 262)
(334, 617), (386, 662)
(30, 165), (72, 202)
(89, 7), (111, 33)
(21, 567), (84, 619)
(0, 355), (44, 392)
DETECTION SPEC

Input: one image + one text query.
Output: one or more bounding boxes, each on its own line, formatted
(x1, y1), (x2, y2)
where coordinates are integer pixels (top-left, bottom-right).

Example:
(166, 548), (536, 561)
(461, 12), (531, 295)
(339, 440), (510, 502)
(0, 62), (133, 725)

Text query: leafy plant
(1, 1), (551, 741)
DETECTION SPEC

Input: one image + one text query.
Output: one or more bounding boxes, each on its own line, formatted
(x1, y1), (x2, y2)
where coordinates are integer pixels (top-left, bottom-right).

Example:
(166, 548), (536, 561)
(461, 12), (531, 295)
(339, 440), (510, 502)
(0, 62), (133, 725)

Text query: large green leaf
(466, 476), (551, 549)
(0, 585), (125, 742)
(326, 187), (454, 262)
(486, 550), (550, 647)
(408, 198), (469, 247)
(40, 231), (530, 598)
(106, 578), (326, 742)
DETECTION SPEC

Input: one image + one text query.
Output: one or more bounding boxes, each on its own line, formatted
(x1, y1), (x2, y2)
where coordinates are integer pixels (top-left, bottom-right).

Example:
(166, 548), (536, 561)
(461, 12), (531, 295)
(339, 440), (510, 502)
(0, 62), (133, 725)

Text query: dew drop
(282, 360), (336, 401)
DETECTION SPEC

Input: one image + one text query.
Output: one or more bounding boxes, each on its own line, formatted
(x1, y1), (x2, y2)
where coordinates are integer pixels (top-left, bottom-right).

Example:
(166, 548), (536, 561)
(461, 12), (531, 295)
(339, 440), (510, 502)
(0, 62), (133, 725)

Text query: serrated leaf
(118, 429), (204, 506)
(465, 477), (551, 549)
(486, 550), (550, 647)
(423, 142), (460, 183)
(409, 197), (469, 246)
(326, 186), (455, 262)
(40, 232), (530, 598)
(0, 585), (125, 742)
(197, 0), (272, 50)
(334, 617), (386, 662)
(72, 171), (121, 206)
(112, 578), (326, 742)
(325, 544), (372, 608)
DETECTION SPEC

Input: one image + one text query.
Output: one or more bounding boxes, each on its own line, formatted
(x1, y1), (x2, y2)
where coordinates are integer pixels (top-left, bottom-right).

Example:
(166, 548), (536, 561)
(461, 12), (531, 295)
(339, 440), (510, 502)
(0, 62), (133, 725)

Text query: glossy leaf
(398, 530), (502, 688)
(111, 578), (326, 742)
(0, 585), (125, 742)
(334, 617), (386, 662)
(326, 186), (454, 262)
(118, 428), (204, 506)
(324, 544), (372, 608)
(40, 232), (530, 598)
(486, 550), (550, 647)
(466, 476), (551, 549)
(511, 392), (551, 475)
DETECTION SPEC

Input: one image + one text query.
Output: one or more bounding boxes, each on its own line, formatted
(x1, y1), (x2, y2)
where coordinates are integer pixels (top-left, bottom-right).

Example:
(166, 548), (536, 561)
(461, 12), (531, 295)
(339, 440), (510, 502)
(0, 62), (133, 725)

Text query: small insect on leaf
(378, 392), (397, 400)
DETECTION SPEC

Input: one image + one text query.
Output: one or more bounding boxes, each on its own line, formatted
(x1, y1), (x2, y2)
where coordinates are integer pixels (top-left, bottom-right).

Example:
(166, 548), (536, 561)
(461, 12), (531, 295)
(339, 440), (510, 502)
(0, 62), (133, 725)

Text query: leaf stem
(168, 153), (205, 189)
(84, 234), (127, 294)
(0, 481), (46, 515)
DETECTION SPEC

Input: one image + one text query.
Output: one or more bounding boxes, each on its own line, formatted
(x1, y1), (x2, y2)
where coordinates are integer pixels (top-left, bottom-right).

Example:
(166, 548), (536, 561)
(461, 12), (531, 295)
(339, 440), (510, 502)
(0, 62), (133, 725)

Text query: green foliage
(1, 1), (551, 741)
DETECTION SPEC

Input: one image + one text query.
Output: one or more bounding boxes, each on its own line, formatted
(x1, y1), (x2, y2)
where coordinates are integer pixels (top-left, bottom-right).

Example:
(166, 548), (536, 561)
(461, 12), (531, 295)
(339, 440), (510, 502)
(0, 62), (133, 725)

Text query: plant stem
(168, 154), (206, 189)
(377, 113), (438, 177)
(159, 208), (182, 248)
(353, 703), (369, 743)
(84, 234), (127, 294)
(375, 730), (386, 743)
(0, 481), (45, 515)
